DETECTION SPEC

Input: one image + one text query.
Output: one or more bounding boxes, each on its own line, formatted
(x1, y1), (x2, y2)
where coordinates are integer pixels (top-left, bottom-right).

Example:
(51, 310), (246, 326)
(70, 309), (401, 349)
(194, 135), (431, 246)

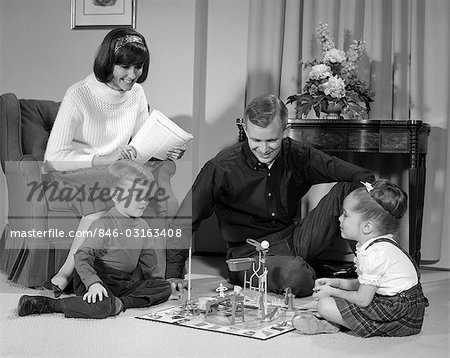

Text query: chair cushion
(20, 99), (60, 160)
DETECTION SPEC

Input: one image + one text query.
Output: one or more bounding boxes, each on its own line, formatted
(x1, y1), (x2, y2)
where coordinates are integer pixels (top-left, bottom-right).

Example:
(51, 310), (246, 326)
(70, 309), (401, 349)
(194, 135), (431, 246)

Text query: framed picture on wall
(71, 0), (136, 29)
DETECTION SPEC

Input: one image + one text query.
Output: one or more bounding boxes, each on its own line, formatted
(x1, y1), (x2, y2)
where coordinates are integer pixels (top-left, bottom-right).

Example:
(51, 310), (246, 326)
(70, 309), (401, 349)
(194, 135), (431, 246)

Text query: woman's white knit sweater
(44, 73), (149, 171)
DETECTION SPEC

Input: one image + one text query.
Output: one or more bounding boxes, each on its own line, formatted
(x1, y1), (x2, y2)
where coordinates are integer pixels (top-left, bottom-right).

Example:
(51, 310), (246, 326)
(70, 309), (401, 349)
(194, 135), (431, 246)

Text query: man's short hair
(244, 94), (288, 128)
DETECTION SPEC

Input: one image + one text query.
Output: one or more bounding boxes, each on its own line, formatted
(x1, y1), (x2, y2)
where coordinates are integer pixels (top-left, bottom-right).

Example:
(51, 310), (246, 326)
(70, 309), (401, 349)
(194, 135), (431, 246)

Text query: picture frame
(71, 0), (136, 29)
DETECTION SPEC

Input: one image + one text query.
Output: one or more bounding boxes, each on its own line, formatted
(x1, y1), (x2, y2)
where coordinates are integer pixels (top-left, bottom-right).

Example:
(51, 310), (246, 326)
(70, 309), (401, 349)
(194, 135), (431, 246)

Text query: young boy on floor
(18, 160), (174, 319)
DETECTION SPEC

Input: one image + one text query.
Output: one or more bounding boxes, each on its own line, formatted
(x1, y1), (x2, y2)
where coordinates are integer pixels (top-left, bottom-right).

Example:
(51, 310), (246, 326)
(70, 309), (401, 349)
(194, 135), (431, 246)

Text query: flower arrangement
(287, 23), (374, 119)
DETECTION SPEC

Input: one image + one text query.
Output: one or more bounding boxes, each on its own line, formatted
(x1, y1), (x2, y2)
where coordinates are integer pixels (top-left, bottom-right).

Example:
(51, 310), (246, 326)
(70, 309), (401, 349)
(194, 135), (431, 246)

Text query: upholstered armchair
(0, 93), (178, 287)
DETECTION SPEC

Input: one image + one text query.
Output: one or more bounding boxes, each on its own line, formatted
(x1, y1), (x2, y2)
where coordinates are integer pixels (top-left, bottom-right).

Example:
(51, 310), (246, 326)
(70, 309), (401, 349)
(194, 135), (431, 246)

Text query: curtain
(245, 0), (450, 268)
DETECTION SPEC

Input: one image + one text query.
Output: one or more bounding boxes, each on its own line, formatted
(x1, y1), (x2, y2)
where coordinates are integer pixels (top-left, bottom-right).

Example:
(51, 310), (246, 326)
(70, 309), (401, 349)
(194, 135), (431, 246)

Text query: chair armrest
(0, 93), (22, 172)
(5, 156), (49, 233)
(144, 160), (179, 279)
(153, 160), (179, 217)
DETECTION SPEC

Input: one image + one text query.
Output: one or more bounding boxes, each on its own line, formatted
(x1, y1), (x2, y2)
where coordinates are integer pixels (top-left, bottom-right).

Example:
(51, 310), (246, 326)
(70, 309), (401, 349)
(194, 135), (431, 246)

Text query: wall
(188, 0), (250, 252)
(1, 0), (102, 100)
(0, 0), (251, 195)
(0, 0), (197, 202)
(0, 0), (249, 253)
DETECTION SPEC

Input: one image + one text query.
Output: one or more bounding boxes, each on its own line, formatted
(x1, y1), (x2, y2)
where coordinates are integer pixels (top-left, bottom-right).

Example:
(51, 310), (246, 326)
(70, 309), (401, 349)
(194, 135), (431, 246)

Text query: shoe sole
(41, 281), (63, 298)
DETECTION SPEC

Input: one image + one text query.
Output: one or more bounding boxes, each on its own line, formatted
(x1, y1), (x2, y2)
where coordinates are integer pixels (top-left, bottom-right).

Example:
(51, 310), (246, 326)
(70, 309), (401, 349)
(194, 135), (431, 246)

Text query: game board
(136, 240), (318, 340)
(136, 302), (295, 340)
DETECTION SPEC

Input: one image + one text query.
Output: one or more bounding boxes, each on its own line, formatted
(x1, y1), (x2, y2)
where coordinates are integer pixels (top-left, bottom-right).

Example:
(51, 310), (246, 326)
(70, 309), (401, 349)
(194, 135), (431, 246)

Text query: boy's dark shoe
(42, 279), (64, 298)
(17, 295), (55, 316)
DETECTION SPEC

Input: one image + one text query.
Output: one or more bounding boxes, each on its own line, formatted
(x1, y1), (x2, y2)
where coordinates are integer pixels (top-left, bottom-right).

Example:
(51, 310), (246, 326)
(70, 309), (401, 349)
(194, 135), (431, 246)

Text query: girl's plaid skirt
(335, 283), (428, 337)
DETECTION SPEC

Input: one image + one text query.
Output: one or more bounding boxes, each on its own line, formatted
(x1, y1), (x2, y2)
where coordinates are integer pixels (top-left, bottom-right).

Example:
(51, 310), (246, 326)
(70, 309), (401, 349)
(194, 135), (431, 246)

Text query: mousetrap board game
(137, 244), (317, 340)
(136, 287), (318, 340)
(136, 302), (295, 340)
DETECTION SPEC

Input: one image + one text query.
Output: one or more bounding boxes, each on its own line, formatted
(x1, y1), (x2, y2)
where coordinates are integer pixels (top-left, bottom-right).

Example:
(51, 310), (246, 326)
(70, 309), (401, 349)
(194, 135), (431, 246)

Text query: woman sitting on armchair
(43, 27), (185, 296)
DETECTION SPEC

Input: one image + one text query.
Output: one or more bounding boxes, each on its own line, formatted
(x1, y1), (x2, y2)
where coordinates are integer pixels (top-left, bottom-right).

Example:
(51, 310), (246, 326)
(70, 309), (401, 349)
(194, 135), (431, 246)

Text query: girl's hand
(314, 277), (337, 288)
(313, 284), (334, 300)
(166, 145), (186, 160)
(83, 282), (108, 303)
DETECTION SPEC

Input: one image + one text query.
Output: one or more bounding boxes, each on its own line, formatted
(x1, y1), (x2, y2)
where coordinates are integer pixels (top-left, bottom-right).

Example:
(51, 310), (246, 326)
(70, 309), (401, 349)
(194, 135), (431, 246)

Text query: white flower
(321, 76), (346, 98)
(323, 49), (346, 63)
(309, 64), (332, 80)
(288, 22), (374, 119)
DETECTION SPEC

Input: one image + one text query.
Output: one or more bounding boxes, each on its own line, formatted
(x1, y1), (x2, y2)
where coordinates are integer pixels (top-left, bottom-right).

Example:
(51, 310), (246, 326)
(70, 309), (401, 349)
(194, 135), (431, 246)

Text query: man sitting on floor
(166, 94), (374, 297)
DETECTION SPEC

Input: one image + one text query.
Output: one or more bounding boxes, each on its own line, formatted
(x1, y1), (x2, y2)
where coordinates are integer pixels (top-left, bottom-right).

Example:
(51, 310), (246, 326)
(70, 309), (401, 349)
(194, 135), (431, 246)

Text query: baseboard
(420, 266), (450, 272)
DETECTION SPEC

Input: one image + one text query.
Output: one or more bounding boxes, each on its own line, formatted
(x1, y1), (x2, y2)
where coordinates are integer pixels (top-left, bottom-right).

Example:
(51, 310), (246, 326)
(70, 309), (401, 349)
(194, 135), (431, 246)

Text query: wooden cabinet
(237, 118), (430, 264)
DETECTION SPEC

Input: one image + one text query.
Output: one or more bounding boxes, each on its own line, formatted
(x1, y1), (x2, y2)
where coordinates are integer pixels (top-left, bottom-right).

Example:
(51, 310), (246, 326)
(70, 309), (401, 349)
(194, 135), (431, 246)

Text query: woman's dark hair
(93, 28), (150, 84)
(350, 179), (408, 236)
(244, 94), (288, 129)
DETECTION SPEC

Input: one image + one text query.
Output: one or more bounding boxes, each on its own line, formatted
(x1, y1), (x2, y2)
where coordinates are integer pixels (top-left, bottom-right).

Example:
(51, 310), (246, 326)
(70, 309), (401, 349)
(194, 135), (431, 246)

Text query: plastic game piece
(284, 287), (292, 305)
(215, 283), (228, 297)
(197, 297), (216, 311)
(233, 285), (243, 295)
(226, 257), (255, 271)
(187, 246), (193, 301)
(225, 239), (283, 322)
(230, 292), (245, 324)
(180, 246), (199, 316)
(183, 299), (198, 316)
(287, 293), (295, 311)
(282, 287), (297, 318)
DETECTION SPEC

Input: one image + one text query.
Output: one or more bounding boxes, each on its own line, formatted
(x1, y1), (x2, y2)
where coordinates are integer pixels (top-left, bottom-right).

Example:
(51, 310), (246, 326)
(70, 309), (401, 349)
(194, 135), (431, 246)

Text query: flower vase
(323, 100), (344, 120)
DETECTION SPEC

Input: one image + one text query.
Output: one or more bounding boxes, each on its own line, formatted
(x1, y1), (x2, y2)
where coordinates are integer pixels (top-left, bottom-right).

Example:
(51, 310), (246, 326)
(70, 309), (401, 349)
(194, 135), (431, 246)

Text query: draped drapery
(245, 0), (450, 268)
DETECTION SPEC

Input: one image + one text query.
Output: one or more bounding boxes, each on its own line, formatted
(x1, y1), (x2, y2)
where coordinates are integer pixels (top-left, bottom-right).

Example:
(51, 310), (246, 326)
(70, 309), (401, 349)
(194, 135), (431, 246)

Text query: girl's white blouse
(355, 235), (418, 296)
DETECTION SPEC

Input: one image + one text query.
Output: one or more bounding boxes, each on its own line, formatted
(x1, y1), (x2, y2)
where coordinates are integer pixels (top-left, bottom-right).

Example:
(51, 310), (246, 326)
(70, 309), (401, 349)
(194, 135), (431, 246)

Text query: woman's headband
(114, 35), (144, 54)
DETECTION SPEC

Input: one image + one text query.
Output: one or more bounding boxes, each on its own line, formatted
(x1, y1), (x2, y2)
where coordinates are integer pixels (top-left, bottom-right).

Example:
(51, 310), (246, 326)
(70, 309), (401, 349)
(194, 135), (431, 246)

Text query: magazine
(130, 109), (193, 163)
